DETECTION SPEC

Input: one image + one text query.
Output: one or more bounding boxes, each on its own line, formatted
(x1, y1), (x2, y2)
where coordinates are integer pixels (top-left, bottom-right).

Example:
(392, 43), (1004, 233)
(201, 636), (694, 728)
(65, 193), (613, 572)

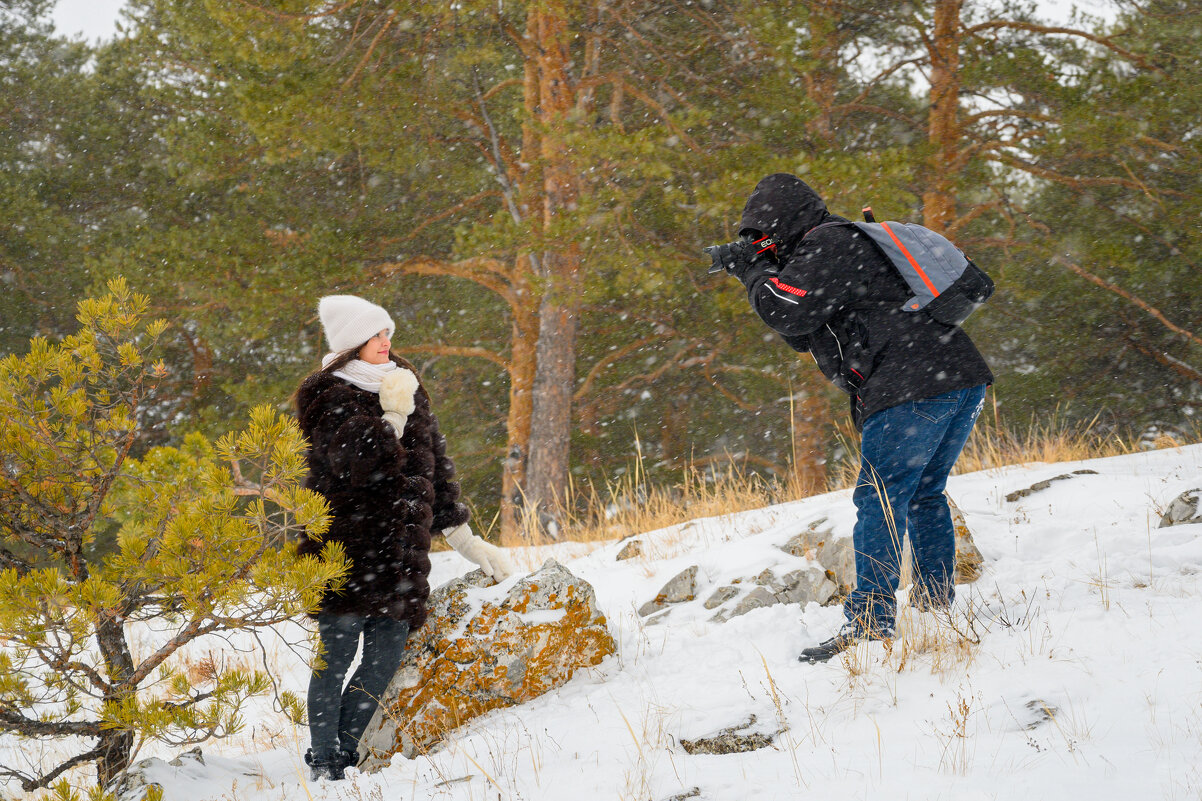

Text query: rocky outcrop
(638, 566), (698, 617)
(616, 539), (644, 560)
(637, 495), (983, 625)
(778, 516), (855, 594)
(1004, 469), (1099, 502)
(1159, 489), (1202, 528)
(678, 715), (777, 755)
(359, 560), (614, 767)
(707, 566), (837, 623)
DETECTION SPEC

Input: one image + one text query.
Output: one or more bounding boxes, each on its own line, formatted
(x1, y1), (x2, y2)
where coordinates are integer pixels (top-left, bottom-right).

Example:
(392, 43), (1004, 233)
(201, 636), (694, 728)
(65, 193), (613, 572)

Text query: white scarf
(321, 353), (398, 393)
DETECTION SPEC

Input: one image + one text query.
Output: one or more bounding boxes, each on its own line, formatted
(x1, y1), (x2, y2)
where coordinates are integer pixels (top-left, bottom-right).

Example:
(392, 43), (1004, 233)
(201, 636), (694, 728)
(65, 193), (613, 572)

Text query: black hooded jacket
(736, 173), (993, 428)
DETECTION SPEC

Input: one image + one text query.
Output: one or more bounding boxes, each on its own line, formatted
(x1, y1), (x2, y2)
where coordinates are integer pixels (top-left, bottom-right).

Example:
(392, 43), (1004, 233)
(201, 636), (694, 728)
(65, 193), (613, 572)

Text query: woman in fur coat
(295, 294), (516, 781)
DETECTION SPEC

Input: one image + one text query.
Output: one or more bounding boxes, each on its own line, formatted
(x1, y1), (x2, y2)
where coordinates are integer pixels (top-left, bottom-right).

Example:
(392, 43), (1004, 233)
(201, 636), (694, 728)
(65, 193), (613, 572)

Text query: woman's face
(358, 330), (392, 365)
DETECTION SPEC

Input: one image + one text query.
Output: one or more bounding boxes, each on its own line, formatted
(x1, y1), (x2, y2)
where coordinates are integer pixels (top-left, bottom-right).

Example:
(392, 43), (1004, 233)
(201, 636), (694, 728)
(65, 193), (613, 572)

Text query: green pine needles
(0, 278), (347, 794)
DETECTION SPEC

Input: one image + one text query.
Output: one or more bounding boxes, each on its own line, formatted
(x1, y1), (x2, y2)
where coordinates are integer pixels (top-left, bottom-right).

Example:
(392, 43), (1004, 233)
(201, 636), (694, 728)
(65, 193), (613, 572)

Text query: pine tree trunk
(803, 0), (843, 145)
(513, 0), (582, 541)
(94, 614), (135, 787)
(525, 251), (580, 538)
(923, 0), (963, 234)
(500, 272), (539, 539)
(790, 390), (831, 493)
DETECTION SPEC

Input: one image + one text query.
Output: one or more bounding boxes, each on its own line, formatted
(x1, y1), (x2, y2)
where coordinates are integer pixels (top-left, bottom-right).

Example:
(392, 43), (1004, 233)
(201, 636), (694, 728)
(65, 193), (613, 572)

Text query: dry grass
(954, 403), (1140, 474)
(501, 407), (1195, 547)
(827, 403), (1158, 490)
(500, 453), (810, 548)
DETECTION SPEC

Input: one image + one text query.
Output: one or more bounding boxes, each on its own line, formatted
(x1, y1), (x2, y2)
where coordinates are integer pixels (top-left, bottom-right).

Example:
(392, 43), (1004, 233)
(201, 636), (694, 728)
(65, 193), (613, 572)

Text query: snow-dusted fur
(294, 356), (469, 629)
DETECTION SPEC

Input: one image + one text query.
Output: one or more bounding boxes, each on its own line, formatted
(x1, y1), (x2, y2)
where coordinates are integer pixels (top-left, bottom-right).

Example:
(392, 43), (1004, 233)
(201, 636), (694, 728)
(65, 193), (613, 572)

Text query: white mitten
(444, 524), (517, 581)
(379, 368), (419, 438)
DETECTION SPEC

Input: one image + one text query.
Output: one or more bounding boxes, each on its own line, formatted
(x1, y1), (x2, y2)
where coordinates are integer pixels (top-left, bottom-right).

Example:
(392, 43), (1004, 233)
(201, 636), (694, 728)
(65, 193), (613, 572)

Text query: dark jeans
(308, 613), (410, 760)
(844, 385), (987, 631)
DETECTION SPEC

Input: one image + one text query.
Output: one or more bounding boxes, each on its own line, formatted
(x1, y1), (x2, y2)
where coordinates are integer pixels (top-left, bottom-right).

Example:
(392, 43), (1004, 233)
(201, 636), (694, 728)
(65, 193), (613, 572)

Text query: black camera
(703, 233), (781, 274)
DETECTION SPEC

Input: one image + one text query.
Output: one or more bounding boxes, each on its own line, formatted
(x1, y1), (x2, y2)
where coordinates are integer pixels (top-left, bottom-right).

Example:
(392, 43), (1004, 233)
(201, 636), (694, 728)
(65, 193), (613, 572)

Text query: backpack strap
(802, 220), (853, 240)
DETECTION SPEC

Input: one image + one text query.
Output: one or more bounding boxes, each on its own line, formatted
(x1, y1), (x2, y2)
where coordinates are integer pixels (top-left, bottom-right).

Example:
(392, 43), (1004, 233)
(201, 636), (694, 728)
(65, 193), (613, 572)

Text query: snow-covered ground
(7, 444), (1202, 801)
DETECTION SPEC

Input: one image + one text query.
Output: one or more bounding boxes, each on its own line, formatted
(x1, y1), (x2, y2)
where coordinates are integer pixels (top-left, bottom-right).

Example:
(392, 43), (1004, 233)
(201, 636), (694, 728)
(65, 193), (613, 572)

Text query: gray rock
(638, 565), (698, 616)
(679, 715), (776, 755)
(1159, 489), (1202, 528)
(729, 586), (777, 618)
(1005, 469), (1099, 502)
(663, 789), (702, 801)
(710, 565), (836, 622)
(702, 585), (739, 609)
(616, 539), (644, 560)
(779, 516), (854, 593)
(777, 566), (837, 606)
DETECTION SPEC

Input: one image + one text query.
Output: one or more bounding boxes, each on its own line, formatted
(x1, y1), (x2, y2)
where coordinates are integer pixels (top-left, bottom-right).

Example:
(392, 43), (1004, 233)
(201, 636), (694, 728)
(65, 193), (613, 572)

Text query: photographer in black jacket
(716, 173), (993, 663)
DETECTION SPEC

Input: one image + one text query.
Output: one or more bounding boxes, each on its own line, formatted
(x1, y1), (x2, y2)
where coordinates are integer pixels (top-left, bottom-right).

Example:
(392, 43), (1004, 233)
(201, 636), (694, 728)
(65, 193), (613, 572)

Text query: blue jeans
(308, 614), (410, 760)
(843, 385), (987, 631)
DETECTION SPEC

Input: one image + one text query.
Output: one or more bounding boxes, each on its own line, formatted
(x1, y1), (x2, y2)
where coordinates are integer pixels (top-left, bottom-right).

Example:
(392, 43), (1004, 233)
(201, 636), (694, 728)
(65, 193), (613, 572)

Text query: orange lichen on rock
(359, 559), (615, 766)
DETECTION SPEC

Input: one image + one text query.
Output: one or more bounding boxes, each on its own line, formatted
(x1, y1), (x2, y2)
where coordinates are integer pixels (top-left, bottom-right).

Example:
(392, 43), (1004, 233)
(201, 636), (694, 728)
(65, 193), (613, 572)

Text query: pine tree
(0, 279), (347, 791)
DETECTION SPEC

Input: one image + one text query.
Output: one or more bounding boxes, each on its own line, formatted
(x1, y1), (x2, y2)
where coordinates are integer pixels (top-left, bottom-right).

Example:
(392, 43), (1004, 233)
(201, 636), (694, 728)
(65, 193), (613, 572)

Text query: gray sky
(49, 0), (127, 42)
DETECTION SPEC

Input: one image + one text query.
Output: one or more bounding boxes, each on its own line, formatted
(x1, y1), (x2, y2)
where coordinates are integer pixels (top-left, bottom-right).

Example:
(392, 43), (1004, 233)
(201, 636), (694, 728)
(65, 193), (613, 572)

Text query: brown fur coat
(295, 356), (469, 629)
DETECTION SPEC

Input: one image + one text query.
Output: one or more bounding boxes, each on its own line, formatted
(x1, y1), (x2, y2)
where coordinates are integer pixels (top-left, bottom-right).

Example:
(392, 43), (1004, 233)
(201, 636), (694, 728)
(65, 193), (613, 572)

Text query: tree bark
(499, 263), (540, 539)
(923, 0), (963, 234)
(514, 0), (584, 541)
(93, 613), (135, 787)
(803, 0), (843, 145)
(790, 390), (831, 494)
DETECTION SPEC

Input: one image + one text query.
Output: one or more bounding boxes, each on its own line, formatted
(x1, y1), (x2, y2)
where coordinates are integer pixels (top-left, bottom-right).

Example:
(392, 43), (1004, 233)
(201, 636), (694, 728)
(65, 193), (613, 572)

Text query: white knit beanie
(317, 295), (396, 353)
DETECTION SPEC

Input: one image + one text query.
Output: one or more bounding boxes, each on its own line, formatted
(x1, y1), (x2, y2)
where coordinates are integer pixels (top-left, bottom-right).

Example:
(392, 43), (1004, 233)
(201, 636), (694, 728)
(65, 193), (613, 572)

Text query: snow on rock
(358, 559), (614, 765)
(1160, 488), (1202, 527)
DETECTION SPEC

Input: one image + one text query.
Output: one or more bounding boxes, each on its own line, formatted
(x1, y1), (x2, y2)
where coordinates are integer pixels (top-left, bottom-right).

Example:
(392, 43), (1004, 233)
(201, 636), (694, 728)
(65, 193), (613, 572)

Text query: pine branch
(1124, 336), (1202, 385)
(9, 744), (107, 793)
(0, 708), (101, 738)
(1054, 257), (1202, 350)
(376, 256), (519, 312)
(964, 20), (1162, 73)
(393, 344), (511, 373)
(997, 152), (1189, 198)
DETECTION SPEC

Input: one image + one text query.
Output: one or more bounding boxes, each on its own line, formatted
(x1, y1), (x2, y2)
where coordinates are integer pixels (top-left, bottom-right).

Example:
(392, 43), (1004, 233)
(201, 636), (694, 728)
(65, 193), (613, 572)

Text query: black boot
(337, 748), (359, 773)
(799, 623), (894, 664)
(304, 748), (346, 781)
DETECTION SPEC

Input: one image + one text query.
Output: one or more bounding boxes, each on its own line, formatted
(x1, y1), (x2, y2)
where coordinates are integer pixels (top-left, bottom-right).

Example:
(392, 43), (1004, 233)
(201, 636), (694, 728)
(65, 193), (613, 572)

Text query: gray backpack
(810, 208), (994, 326)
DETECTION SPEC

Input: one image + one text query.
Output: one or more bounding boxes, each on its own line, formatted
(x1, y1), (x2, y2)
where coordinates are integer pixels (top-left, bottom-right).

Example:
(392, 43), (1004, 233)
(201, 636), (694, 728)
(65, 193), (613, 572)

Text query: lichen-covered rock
(1159, 489), (1202, 528)
(947, 496), (985, 583)
(359, 560), (614, 766)
(616, 539), (644, 560)
(638, 565), (698, 617)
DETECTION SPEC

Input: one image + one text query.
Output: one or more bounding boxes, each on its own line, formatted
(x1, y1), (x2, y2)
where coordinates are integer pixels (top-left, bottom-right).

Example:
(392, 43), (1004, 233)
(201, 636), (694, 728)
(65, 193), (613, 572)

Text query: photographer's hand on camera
(704, 231), (780, 280)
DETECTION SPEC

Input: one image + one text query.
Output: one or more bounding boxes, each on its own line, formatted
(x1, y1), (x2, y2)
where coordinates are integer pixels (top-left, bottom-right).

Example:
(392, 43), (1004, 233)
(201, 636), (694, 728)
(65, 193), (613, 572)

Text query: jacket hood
(739, 173), (829, 255)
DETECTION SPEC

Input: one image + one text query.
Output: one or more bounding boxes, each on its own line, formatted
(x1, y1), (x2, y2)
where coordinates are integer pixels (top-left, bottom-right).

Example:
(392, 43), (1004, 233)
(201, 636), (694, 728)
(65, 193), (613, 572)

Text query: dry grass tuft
(501, 405), (1193, 547)
(500, 455), (808, 548)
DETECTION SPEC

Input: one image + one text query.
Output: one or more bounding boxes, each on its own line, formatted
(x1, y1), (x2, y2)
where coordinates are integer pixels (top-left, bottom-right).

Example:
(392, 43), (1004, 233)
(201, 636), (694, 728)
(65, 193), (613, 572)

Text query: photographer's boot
(799, 622), (894, 664)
